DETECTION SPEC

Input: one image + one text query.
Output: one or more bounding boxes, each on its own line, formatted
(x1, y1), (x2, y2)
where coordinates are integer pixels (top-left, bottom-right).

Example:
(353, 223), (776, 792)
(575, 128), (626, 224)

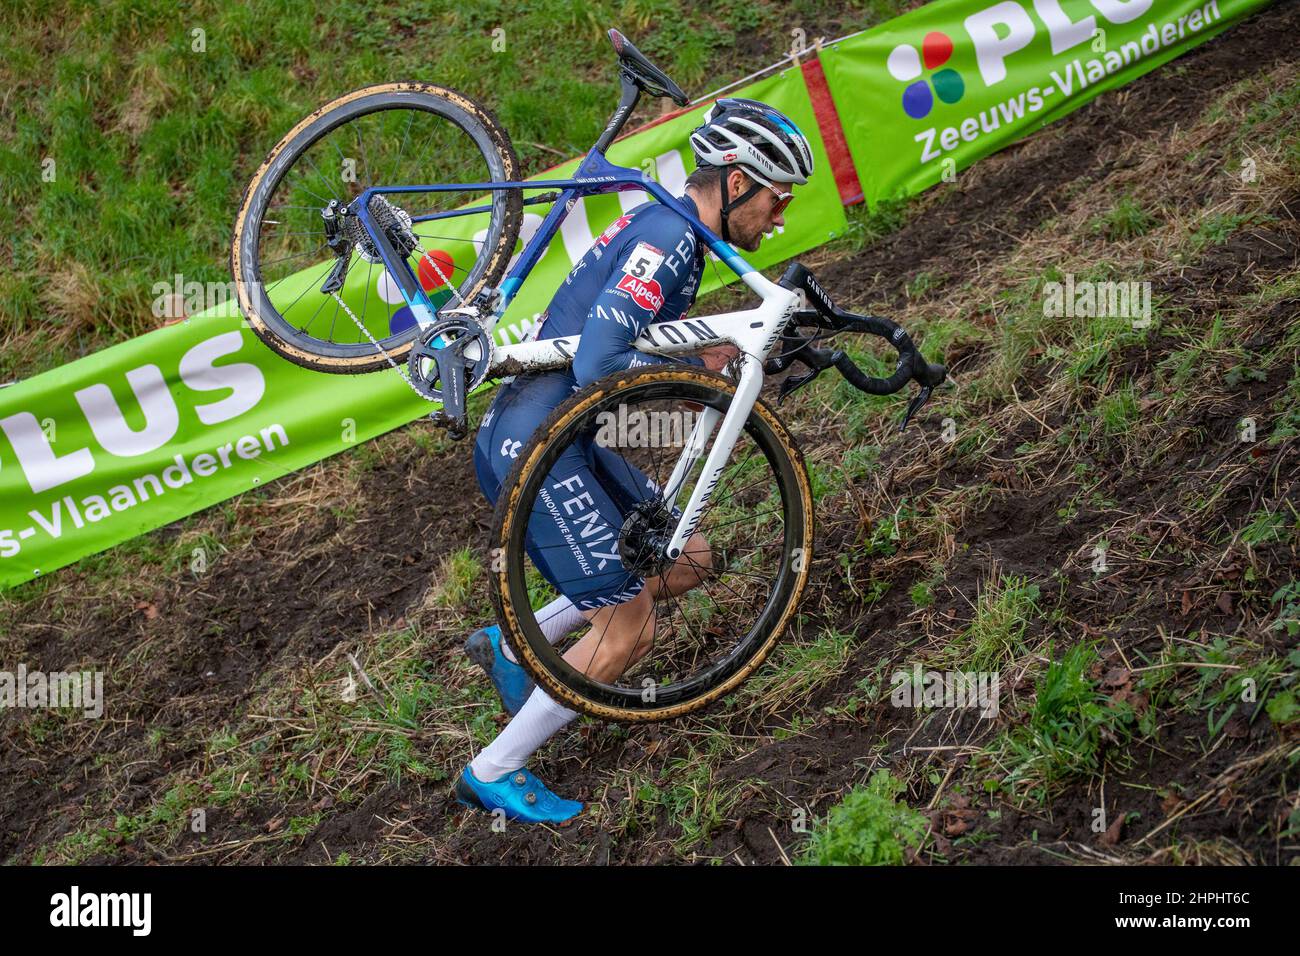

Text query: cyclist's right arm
(571, 217), (704, 387)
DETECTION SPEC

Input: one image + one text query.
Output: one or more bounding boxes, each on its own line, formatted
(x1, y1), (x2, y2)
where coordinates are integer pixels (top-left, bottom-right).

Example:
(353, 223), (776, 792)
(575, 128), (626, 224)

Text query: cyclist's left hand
(699, 344), (739, 372)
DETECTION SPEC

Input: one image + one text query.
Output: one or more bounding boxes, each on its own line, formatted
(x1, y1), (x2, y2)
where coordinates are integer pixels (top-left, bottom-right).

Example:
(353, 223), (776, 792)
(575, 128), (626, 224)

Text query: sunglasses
(744, 171), (793, 216)
(766, 184), (794, 216)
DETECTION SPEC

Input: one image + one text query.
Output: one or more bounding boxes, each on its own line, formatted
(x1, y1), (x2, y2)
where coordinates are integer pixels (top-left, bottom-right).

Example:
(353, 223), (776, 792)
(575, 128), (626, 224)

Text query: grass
(4, 13), (1300, 867)
(949, 573), (1041, 673)
(430, 547), (484, 610)
(1190, 211), (1263, 251)
(1090, 195), (1158, 241)
(1271, 583), (1300, 638)
(736, 625), (853, 717)
(829, 196), (915, 254)
(799, 770), (928, 865)
(610, 730), (746, 854)
(908, 580), (935, 608)
(1096, 380), (1140, 437)
(992, 643), (1136, 804)
(1, 0), (908, 383)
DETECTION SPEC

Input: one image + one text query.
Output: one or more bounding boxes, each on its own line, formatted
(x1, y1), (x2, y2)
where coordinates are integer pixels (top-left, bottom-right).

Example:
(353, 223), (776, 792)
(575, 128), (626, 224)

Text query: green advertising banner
(3, 0), (1273, 588)
(0, 67), (844, 588)
(0, 313), (433, 584)
(820, 0), (1273, 203)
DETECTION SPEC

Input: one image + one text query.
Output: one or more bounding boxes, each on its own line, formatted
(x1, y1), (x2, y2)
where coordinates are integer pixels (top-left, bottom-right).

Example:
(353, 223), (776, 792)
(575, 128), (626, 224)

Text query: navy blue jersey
(534, 193), (707, 385)
(475, 195), (708, 610)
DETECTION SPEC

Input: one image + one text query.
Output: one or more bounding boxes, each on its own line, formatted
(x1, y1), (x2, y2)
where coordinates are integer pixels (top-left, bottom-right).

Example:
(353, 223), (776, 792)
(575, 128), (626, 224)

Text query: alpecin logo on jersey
(616, 273), (664, 313)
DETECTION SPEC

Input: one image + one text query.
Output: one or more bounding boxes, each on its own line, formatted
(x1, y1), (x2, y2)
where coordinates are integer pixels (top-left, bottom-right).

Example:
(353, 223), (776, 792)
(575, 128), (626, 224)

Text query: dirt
(0, 433), (488, 860)
(2, 1), (1299, 866)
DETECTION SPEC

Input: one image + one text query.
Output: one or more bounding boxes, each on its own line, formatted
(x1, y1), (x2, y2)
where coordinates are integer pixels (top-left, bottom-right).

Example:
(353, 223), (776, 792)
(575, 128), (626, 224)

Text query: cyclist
(456, 98), (815, 823)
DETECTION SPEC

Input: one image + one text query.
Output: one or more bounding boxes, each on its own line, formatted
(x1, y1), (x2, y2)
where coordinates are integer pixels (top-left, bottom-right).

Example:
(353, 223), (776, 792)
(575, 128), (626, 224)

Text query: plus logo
(887, 31), (965, 119)
(887, 0), (1165, 121)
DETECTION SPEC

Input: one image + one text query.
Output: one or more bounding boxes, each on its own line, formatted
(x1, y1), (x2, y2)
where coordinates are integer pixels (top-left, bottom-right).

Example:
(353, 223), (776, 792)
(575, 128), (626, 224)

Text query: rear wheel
(490, 367), (815, 722)
(231, 83), (522, 373)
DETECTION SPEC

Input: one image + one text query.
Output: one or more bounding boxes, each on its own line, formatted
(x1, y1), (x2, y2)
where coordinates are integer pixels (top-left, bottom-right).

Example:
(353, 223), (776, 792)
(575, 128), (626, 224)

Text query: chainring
(407, 317), (493, 403)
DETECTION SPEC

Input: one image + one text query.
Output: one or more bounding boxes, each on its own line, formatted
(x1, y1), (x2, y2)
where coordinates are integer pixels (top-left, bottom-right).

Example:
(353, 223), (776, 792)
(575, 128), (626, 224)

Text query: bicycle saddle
(608, 28), (690, 106)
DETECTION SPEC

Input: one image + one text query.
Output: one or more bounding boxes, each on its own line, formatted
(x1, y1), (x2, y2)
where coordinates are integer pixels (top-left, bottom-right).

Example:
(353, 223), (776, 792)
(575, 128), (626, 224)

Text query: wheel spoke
(243, 94), (515, 358)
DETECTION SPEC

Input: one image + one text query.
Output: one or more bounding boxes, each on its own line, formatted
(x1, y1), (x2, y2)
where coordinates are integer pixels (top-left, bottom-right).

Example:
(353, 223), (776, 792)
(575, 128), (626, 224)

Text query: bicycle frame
(350, 119), (803, 562)
(351, 147), (766, 328)
(493, 281), (800, 561)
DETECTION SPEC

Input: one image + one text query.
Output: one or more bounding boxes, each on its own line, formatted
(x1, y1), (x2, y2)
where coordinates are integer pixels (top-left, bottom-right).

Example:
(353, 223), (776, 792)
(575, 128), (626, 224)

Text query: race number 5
(622, 241), (664, 280)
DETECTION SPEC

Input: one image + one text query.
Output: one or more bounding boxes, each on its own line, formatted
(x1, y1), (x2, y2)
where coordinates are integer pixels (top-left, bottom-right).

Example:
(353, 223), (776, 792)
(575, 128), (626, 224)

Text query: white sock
(470, 687), (578, 782)
(499, 596), (586, 663)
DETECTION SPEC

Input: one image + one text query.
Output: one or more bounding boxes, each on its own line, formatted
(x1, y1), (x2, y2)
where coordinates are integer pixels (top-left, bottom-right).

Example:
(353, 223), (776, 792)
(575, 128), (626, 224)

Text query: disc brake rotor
(618, 498), (676, 578)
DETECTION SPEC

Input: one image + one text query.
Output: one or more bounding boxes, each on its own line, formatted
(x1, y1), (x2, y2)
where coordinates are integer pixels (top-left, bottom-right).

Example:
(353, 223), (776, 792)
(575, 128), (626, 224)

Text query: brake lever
(897, 357), (950, 432)
(778, 367), (819, 401)
(776, 346), (837, 402)
(899, 385), (933, 433)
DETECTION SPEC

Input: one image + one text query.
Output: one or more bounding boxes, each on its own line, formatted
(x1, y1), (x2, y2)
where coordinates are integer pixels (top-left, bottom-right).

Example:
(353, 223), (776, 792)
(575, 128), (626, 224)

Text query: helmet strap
(717, 166), (764, 244)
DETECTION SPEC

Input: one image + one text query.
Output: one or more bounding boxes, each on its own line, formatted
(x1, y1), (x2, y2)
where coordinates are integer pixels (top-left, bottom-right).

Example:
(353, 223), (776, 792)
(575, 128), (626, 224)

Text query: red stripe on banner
(801, 52), (863, 206)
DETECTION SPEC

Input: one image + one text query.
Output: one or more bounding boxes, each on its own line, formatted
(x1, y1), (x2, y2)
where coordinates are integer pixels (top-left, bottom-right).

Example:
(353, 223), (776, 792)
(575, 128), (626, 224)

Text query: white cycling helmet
(689, 97), (814, 187)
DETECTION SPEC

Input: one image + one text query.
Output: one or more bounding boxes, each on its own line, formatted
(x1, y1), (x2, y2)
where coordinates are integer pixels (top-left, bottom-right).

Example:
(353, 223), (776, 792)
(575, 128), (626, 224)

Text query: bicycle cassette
(345, 194), (418, 263)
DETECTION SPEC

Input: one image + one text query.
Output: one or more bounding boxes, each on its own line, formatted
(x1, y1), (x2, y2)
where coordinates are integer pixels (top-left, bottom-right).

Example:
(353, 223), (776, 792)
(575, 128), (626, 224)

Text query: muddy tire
(489, 367), (815, 722)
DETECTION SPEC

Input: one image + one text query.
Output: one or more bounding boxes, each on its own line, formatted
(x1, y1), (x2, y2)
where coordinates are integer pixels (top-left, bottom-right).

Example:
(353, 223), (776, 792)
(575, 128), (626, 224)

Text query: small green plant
(1190, 211), (1257, 249)
(907, 270), (938, 299)
(1090, 196), (1156, 240)
(834, 197), (913, 252)
(1263, 648), (1300, 728)
(1238, 508), (1286, 545)
(999, 643), (1134, 797)
(800, 770), (928, 866)
(808, 462), (836, 503)
(843, 443), (882, 481)
(952, 574), (1040, 671)
(1269, 372), (1300, 443)
(1265, 688), (1298, 726)
(1224, 364), (1267, 388)
(1096, 381), (1139, 437)
(432, 547), (482, 608)
(1271, 583), (1300, 637)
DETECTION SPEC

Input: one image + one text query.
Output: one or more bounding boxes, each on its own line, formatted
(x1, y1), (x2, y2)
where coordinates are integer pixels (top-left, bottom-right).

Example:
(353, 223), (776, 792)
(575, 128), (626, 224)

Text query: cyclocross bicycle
(231, 29), (947, 722)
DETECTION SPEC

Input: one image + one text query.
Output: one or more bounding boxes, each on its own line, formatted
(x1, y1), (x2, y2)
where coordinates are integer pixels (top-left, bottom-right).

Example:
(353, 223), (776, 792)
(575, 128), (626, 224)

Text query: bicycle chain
(415, 238), (466, 310)
(330, 291), (430, 400)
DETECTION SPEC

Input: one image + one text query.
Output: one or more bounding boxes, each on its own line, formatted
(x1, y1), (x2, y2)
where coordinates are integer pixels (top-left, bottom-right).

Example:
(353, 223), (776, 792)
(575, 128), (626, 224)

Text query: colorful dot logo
(887, 32), (965, 120)
(376, 248), (457, 336)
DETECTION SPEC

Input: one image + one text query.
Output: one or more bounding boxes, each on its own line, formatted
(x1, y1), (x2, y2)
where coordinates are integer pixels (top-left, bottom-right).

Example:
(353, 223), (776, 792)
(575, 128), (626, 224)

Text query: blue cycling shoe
(455, 765), (583, 824)
(464, 624), (535, 716)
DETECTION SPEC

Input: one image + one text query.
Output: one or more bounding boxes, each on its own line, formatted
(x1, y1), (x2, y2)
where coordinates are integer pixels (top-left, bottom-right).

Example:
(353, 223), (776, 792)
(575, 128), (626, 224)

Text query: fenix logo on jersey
(615, 274), (665, 313)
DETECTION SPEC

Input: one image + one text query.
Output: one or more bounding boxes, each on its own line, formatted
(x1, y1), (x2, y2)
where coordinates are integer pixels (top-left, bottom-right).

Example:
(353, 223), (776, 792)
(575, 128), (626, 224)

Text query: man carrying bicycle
(456, 98), (816, 823)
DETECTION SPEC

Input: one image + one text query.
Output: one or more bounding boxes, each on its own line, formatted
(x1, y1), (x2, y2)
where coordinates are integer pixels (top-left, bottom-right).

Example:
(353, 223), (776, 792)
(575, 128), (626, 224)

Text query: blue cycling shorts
(474, 372), (655, 611)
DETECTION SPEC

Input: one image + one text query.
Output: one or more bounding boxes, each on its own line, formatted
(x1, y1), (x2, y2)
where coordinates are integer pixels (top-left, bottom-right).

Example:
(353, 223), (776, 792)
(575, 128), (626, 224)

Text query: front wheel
(489, 367), (814, 722)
